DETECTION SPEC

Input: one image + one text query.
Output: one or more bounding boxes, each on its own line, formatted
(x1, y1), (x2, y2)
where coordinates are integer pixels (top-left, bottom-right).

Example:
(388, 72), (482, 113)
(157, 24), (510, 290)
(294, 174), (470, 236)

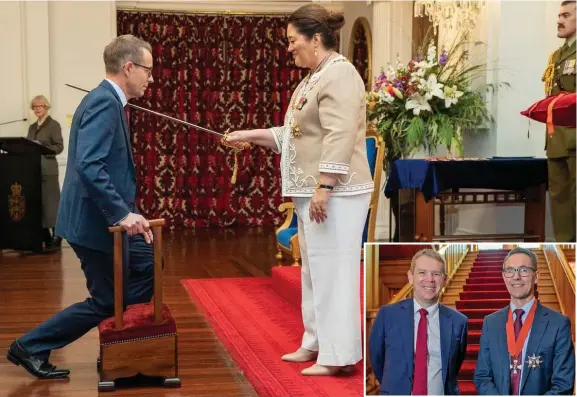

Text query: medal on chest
(506, 303), (538, 374)
(563, 59), (576, 75)
(290, 76), (313, 139)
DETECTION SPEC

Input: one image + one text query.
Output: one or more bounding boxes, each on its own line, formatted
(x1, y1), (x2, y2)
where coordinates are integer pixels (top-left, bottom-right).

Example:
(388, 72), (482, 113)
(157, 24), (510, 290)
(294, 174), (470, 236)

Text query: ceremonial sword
(65, 83), (226, 138)
(65, 83), (248, 183)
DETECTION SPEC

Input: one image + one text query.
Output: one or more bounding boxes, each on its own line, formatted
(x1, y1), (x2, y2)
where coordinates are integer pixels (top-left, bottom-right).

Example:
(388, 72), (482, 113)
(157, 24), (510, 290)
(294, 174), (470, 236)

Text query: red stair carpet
(181, 266), (363, 397)
(454, 249), (538, 395)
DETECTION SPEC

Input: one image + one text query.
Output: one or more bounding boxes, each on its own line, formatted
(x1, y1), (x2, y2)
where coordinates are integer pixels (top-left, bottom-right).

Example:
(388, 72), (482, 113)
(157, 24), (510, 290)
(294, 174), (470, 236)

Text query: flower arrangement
(366, 33), (505, 168)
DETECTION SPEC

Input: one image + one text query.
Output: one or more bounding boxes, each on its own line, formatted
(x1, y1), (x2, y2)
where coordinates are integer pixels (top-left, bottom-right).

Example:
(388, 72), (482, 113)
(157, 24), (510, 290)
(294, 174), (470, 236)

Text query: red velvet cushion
(98, 303), (177, 345)
(521, 92), (576, 128)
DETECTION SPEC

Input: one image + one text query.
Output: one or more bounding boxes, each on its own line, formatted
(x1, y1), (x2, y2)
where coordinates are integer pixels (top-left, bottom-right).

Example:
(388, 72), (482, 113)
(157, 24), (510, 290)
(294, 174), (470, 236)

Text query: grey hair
(503, 247), (538, 270)
(30, 95), (50, 110)
(103, 34), (152, 74)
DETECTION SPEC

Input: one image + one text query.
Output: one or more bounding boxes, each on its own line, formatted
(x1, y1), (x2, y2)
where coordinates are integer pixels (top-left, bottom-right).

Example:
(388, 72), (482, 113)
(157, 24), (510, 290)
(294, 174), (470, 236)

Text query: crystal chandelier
(414, 0), (486, 34)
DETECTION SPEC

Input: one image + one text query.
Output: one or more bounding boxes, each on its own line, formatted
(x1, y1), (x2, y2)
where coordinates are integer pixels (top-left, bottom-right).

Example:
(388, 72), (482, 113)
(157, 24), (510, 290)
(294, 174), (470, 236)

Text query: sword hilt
(220, 129), (251, 184)
(220, 129), (252, 152)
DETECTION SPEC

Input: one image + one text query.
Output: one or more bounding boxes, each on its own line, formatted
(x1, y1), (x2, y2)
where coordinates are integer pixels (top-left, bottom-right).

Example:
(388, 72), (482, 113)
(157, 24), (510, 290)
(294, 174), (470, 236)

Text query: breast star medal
(290, 122), (302, 138)
(526, 353), (543, 370)
(290, 94), (307, 138)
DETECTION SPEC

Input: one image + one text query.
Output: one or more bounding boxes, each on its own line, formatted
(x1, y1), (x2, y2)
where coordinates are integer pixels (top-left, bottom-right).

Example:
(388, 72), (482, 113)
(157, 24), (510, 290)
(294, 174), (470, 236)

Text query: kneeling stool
(97, 219), (180, 392)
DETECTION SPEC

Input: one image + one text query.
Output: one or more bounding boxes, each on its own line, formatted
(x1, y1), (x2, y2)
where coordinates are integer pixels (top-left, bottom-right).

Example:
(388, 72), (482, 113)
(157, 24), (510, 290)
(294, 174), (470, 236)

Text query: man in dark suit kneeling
(369, 249), (469, 395)
(6, 34), (156, 379)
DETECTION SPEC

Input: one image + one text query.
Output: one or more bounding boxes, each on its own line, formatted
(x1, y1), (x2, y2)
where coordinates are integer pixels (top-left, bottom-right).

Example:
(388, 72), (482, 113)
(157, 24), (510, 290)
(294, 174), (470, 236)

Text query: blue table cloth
(384, 157), (548, 202)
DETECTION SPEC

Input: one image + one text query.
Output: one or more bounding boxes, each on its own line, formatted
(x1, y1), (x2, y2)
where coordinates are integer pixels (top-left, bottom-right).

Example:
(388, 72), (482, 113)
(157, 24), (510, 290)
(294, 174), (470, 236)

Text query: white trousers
(293, 192), (370, 366)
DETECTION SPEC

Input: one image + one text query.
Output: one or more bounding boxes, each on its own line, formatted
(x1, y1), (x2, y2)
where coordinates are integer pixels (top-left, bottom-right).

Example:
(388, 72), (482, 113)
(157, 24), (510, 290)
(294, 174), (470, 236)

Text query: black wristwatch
(316, 183), (334, 191)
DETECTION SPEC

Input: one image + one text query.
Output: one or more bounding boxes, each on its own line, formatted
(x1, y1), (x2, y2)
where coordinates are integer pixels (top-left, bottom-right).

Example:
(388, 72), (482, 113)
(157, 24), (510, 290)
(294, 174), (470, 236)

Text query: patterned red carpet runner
(181, 266), (363, 397)
(455, 249), (538, 395)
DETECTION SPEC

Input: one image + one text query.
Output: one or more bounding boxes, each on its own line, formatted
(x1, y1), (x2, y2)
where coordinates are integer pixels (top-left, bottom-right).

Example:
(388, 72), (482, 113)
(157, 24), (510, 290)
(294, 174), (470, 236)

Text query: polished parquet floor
(0, 226), (280, 397)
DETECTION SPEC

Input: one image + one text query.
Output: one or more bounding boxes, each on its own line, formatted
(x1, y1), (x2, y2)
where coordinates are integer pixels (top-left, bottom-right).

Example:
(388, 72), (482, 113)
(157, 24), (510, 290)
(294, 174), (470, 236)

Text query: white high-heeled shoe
(301, 364), (355, 376)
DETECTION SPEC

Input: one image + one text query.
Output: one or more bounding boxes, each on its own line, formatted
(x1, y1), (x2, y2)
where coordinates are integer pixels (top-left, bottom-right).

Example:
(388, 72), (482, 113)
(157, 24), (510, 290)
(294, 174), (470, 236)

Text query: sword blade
(65, 83), (225, 138)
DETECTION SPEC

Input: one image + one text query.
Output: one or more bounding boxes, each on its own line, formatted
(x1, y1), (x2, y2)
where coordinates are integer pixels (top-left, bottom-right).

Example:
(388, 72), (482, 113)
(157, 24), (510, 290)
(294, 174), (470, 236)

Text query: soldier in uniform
(542, 0), (576, 242)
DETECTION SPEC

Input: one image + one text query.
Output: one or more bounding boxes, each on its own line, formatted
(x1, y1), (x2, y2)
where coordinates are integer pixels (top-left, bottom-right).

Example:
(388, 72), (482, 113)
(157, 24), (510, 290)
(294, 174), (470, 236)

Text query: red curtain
(117, 11), (307, 228)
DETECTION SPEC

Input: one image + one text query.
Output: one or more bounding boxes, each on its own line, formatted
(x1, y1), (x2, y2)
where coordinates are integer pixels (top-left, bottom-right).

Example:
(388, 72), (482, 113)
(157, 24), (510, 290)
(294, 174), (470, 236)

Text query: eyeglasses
(502, 266), (536, 278)
(132, 62), (153, 77)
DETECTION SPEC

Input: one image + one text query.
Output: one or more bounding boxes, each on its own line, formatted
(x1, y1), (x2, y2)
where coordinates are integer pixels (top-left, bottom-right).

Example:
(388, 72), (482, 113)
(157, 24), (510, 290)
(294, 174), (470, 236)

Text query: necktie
(510, 309), (525, 395)
(412, 308), (428, 395)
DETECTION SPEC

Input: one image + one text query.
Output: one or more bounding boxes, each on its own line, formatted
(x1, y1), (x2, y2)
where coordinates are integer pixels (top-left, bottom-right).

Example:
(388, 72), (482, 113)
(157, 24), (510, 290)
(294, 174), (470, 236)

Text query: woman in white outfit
(226, 4), (373, 376)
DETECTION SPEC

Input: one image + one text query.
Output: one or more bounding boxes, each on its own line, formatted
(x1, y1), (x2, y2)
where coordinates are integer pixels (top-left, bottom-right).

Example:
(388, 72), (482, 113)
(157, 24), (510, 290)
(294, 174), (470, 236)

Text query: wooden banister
(439, 244), (470, 299)
(108, 218), (166, 329)
(542, 244), (575, 339)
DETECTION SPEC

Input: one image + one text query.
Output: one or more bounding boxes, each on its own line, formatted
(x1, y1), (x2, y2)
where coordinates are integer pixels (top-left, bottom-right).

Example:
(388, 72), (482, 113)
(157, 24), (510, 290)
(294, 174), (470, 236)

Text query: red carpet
(181, 266), (363, 397)
(455, 249), (526, 395)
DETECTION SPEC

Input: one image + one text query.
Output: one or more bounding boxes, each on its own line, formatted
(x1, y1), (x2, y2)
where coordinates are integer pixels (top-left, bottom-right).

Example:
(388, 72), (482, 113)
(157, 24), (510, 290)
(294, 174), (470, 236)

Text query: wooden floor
(0, 226), (282, 397)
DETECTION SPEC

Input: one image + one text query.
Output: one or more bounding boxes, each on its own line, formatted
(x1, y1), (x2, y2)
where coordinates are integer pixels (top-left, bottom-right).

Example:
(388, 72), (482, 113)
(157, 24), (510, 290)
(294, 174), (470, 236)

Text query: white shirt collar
(414, 297), (440, 317)
(105, 78), (127, 107)
(510, 296), (535, 315)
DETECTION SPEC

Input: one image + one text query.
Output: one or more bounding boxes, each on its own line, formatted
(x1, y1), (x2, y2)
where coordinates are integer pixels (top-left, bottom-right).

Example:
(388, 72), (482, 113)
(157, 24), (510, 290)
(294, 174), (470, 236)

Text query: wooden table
(384, 158), (548, 242)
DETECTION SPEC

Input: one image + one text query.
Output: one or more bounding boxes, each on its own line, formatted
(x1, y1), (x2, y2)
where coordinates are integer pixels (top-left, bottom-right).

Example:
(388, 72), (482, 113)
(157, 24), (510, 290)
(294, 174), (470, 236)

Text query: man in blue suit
(474, 247), (575, 395)
(6, 35), (156, 379)
(369, 248), (468, 395)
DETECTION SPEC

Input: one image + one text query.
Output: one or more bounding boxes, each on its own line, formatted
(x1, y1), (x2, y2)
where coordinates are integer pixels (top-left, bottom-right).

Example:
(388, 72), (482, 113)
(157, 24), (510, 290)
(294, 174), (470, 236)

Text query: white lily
(419, 74), (445, 101)
(443, 85), (464, 108)
(405, 93), (432, 116)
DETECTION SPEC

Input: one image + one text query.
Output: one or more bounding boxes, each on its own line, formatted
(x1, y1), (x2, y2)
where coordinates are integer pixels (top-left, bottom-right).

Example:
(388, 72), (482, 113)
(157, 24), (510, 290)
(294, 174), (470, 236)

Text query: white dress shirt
(105, 78), (127, 107)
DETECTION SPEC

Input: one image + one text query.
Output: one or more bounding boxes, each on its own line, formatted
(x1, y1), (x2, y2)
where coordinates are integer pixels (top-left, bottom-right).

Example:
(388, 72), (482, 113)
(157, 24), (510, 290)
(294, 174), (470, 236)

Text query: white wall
(340, 1), (373, 60)
(453, 1), (561, 239)
(0, 2), (29, 138)
(0, 0), (116, 188)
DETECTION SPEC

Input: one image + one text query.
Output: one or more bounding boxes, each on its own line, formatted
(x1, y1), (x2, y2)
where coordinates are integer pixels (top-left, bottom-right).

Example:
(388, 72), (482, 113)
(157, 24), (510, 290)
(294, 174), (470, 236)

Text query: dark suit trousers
(548, 156), (576, 242)
(18, 235), (154, 360)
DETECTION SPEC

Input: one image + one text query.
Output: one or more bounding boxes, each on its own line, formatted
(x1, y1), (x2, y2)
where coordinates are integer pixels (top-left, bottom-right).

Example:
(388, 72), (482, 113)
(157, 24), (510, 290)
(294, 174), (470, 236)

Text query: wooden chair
(275, 128), (385, 265)
(97, 219), (180, 392)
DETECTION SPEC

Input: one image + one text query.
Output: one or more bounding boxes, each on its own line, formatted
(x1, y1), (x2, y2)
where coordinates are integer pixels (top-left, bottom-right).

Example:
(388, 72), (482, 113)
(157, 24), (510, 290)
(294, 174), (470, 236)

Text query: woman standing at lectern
(27, 95), (64, 251)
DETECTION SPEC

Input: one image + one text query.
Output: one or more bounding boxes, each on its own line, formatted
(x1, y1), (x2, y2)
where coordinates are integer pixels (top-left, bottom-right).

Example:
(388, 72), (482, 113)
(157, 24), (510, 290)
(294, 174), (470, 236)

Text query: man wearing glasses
(474, 247), (575, 395)
(6, 34), (157, 379)
(369, 249), (468, 395)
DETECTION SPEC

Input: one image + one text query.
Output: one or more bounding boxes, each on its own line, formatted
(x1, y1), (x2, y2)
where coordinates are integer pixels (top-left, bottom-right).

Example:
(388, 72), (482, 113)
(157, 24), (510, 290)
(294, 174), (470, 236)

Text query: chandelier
(414, 0), (486, 34)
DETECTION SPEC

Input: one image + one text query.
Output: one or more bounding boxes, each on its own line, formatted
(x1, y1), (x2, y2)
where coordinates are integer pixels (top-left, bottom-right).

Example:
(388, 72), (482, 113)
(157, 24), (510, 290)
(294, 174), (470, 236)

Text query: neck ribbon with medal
(289, 52), (334, 139)
(506, 301), (541, 375)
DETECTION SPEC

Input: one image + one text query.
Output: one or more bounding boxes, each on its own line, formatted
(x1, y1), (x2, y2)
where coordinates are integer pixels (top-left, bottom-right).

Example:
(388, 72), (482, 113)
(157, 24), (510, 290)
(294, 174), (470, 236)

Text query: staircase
(441, 249), (560, 395)
(563, 246), (575, 267)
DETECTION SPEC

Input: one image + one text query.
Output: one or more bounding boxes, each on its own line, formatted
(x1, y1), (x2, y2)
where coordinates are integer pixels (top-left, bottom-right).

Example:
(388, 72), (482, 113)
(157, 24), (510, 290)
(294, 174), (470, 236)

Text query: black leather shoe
(6, 341), (70, 379)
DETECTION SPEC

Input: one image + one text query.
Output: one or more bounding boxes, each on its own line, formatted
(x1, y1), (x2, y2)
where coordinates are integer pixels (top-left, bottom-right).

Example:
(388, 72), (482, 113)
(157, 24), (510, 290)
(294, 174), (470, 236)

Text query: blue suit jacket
(474, 303), (575, 395)
(55, 80), (136, 254)
(369, 298), (468, 395)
